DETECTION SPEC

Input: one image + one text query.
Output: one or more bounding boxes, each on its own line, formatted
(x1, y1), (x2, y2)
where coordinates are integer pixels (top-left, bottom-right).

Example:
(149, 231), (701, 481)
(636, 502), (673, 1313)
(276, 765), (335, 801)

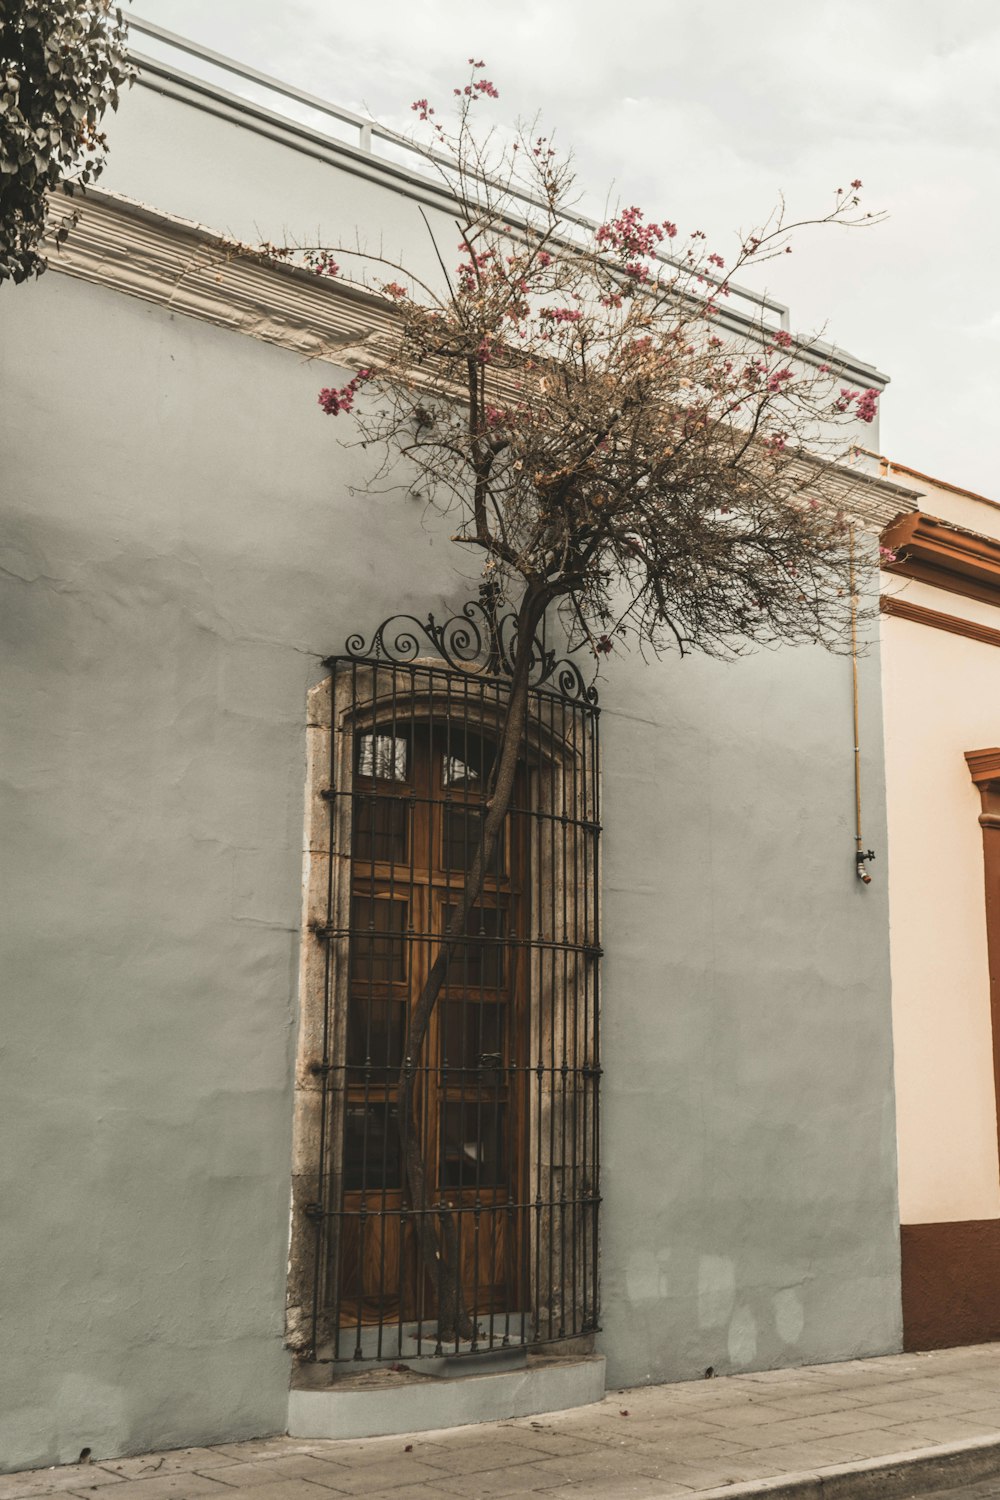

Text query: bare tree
(303, 64), (882, 1338)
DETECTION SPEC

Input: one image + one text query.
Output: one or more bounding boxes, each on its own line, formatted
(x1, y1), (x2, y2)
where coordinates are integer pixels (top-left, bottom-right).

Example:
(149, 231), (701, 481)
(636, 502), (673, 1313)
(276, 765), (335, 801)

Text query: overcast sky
(131, 0), (1000, 498)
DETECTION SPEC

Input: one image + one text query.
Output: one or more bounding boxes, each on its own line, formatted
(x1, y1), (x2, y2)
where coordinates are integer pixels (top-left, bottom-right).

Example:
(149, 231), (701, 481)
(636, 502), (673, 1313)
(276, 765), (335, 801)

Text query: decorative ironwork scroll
(327, 585), (599, 707)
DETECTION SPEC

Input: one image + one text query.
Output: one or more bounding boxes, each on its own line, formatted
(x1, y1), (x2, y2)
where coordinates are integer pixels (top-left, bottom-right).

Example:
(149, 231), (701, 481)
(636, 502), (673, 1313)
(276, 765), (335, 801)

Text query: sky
(130, 0), (1000, 498)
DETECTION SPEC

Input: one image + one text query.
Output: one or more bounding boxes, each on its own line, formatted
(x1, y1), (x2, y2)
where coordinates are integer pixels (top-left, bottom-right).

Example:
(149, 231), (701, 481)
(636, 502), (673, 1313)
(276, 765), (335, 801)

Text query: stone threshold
(287, 1350), (606, 1440)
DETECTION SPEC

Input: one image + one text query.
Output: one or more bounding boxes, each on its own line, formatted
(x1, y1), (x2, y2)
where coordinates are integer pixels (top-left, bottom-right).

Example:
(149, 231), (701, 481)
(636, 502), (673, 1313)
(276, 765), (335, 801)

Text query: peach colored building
(879, 458), (1000, 1349)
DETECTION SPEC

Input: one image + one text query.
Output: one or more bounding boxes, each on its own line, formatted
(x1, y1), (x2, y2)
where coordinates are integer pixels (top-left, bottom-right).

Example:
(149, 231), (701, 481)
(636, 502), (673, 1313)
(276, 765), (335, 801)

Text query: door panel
(341, 724), (524, 1327)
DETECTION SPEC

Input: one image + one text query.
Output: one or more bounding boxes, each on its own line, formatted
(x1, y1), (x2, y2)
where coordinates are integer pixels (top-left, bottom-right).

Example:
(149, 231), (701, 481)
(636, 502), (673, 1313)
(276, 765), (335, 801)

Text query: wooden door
(337, 718), (525, 1332)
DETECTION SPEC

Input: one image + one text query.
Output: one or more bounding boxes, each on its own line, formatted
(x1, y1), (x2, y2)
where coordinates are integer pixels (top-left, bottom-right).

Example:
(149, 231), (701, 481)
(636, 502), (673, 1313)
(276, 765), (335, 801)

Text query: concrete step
(287, 1350), (605, 1440)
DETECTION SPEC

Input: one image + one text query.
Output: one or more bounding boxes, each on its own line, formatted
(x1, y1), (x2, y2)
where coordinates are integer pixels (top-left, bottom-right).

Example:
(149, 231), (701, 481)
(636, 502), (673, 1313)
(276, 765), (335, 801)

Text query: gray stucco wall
(598, 621), (900, 1388)
(0, 274), (468, 1471)
(0, 78), (900, 1473)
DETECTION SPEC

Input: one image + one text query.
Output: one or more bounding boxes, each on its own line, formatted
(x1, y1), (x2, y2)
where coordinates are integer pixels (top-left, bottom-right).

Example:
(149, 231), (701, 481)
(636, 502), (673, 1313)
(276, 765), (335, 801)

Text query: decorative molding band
(880, 594), (1000, 650)
(44, 189), (390, 370)
(43, 189), (914, 528)
(966, 748), (1000, 788)
(881, 510), (1000, 609)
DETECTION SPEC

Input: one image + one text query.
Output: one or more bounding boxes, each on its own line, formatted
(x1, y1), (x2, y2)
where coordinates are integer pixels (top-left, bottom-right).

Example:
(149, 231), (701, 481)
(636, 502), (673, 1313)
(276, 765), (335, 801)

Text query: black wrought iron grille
(305, 600), (601, 1363)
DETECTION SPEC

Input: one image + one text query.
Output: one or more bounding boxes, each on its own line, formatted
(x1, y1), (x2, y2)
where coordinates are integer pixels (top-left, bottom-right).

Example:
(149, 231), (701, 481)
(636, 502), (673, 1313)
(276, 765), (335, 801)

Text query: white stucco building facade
(878, 460), (1000, 1349)
(0, 29), (914, 1472)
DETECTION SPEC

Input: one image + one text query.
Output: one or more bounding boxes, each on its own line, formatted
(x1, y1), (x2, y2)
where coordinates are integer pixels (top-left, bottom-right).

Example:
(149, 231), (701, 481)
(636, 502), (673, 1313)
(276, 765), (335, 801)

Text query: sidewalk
(7, 1343), (1000, 1500)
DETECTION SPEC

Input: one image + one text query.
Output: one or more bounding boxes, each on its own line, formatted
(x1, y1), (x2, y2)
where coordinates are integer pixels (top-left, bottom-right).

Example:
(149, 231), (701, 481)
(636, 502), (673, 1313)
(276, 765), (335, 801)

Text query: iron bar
(306, 603), (601, 1363)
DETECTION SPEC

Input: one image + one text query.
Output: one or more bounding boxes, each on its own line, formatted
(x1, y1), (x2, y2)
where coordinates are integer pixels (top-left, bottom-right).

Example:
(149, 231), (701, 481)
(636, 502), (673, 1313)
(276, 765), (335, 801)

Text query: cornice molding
(880, 594), (1000, 650)
(881, 511), (1000, 609)
(43, 189), (913, 529)
(966, 748), (1000, 788)
(44, 189), (390, 369)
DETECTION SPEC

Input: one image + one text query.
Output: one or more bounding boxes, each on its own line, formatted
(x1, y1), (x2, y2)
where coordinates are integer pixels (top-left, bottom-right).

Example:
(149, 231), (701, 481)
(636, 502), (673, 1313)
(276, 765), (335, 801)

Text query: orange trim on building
(880, 596), (1000, 649)
(966, 751), (1000, 1206)
(881, 512), (1000, 610)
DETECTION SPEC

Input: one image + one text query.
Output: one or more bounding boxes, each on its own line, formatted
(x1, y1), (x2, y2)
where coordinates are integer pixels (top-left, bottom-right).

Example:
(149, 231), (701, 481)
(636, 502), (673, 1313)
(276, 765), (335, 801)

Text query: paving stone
(630, 1436), (750, 1467)
(759, 1388), (883, 1416)
(288, 1458), (447, 1495)
(596, 1429), (723, 1453)
(433, 1462), (573, 1496)
(576, 1415), (727, 1446)
(355, 1490), (516, 1500)
(150, 1487), (344, 1500)
(197, 1458), (352, 1490)
(833, 1380), (932, 1406)
(520, 1451), (668, 1486)
(818, 1426), (947, 1462)
(826, 1402), (909, 1432)
(96, 1454), (240, 1481)
(687, 1400), (797, 1430)
(295, 1438), (443, 1467)
(742, 1369), (819, 1387)
(643, 1454), (794, 1490)
(895, 1378), (978, 1399)
(724, 1416), (867, 1451)
(204, 1446), (314, 1464)
(495, 1430), (609, 1459)
(345, 1491), (470, 1500)
(0, 1471), (124, 1500)
(353, 1488), (548, 1500)
(748, 1435), (882, 1472)
(932, 1387), (1000, 1414)
(860, 1397), (973, 1424)
(755, 1407), (881, 1440)
(873, 1415), (1000, 1447)
(62, 1476), (230, 1500)
(553, 1478), (693, 1499)
(394, 1439), (554, 1473)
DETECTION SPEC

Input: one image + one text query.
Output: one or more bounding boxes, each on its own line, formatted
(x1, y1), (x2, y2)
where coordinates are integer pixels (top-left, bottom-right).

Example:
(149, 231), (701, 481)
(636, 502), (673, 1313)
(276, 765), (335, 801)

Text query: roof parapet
(127, 15), (888, 390)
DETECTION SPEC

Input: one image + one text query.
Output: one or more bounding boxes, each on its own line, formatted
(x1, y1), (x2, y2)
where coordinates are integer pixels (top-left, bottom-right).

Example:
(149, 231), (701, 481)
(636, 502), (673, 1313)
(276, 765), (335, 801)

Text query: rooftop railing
(128, 15), (794, 334)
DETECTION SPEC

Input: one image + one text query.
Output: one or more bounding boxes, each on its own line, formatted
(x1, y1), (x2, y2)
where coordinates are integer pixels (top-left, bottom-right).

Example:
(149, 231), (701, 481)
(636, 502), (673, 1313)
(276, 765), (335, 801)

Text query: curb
(688, 1431), (1000, 1500)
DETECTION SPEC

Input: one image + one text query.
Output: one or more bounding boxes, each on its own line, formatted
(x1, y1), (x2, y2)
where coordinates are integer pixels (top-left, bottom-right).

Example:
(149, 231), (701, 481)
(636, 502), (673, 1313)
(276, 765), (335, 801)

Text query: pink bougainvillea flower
(855, 389), (879, 423)
(539, 306), (583, 323)
(596, 207), (667, 259)
(318, 368), (372, 416)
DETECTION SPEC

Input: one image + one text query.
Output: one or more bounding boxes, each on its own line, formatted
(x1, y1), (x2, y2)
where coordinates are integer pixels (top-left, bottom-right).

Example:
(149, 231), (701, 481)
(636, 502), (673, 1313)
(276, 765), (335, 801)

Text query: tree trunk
(397, 582), (549, 1344)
